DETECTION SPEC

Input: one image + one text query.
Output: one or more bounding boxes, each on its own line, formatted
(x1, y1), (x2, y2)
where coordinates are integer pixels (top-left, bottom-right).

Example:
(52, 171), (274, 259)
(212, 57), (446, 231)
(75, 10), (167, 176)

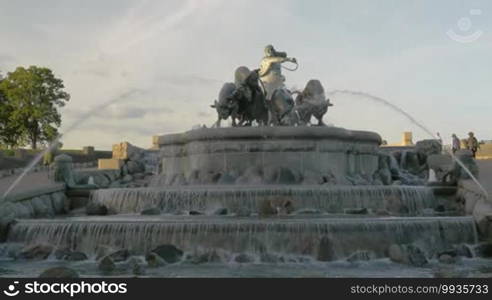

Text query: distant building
(383, 132), (414, 147)
(402, 132), (414, 146)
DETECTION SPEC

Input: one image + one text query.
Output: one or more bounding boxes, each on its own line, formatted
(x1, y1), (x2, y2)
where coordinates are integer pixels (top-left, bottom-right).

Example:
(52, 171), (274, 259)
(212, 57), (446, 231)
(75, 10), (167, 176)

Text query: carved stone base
(153, 126), (381, 186)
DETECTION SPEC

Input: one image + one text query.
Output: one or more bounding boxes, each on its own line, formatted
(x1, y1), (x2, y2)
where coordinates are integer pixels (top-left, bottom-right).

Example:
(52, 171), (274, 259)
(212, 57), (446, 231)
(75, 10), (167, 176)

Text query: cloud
(98, 0), (222, 57)
(99, 103), (175, 119)
(2, 0), (491, 149)
(105, 105), (147, 119)
(197, 111), (213, 118)
(0, 54), (18, 70)
(158, 74), (222, 87)
(63, 100), (175, 120)
(0, 54), (15, 63)
(72, 68), (111, 78)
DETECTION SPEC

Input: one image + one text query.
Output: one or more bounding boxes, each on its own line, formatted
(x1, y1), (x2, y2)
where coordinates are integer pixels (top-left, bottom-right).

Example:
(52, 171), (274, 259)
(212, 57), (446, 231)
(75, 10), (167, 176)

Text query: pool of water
(1, 257), (491, 278)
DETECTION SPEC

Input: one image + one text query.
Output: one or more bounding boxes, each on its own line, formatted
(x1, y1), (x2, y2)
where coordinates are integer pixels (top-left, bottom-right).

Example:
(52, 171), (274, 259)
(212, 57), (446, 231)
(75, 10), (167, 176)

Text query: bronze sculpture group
(211, 45), (333, 127)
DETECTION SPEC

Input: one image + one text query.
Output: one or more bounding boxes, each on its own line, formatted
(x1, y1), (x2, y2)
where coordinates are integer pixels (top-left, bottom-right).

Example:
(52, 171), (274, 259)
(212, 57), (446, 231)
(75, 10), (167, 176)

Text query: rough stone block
(98, 159), (124, 170)
(428, 154), (453, 181)
(473, 197), (492, 237)
(112, 142), (143, 160)
(416, 140), (442, 156)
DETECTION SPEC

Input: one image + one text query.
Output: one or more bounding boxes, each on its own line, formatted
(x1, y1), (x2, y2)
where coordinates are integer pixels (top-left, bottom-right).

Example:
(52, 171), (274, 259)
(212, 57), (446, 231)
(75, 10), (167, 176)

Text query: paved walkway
(477, 160), (492, 196)
(0, 171), (56, 198)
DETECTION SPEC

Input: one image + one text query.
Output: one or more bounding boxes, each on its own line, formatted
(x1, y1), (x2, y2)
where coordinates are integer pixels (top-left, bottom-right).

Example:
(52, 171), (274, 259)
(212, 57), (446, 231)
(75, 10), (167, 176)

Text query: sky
(0, 0), (490, 149)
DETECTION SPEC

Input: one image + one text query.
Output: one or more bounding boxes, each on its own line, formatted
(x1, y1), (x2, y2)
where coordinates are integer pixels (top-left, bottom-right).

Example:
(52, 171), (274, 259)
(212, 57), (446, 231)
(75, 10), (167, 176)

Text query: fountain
(1, 46), (490, 278)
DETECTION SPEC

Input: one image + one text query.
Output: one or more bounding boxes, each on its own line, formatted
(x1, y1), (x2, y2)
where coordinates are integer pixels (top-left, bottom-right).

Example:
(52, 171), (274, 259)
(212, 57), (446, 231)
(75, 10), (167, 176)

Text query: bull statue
(211, 67), (269, 127)
(293, 80), (333, 126)
(211, 82), (240, 127)
(237, 68), (269, 126)
(268, 88), (298, 126)
(267, 80), (332, 126)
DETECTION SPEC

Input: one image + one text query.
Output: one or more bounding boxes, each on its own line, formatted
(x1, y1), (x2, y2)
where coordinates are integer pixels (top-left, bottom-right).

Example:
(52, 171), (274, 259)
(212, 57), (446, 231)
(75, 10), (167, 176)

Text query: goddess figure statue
(258, 45), (297, 99)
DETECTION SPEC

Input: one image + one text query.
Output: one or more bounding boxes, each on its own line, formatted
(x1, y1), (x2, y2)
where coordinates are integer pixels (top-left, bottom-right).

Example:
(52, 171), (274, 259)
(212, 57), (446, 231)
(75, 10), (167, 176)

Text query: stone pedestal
(98, 159), (124, 170)
(153, 126), (381, 186)
(53, 154), (76, 186)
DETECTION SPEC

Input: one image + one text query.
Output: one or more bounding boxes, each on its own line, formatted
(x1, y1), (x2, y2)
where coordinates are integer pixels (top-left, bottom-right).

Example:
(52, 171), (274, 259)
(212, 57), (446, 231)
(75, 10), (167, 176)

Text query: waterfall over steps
(2, 127), (483, 273)
(90, 185), (439, 216)
(7, 216), (477, 262)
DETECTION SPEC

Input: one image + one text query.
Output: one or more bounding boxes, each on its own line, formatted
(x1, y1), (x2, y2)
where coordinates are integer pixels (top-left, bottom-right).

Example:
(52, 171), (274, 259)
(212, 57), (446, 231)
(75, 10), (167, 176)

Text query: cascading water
(2, 87), (490, 277)
(90, 185), (438, 216)
(6, 216), (478, 262)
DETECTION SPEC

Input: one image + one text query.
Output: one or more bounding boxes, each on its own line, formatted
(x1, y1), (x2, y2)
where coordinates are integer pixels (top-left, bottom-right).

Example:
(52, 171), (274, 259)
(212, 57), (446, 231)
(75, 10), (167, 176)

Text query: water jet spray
(2, 89), (144, 199)
(327, 89), (488, 201)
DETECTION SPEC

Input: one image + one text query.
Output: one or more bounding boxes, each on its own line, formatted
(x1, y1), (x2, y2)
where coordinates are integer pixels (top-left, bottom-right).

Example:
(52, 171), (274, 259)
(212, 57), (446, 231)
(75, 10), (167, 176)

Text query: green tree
(0, 66), (70, 149)
(0, 72), (25, 148)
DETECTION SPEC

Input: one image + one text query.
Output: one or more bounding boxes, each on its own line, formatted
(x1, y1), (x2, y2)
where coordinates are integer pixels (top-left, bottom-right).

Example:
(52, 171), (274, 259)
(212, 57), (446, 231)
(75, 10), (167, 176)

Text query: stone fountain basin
(153, 126), (382, 186)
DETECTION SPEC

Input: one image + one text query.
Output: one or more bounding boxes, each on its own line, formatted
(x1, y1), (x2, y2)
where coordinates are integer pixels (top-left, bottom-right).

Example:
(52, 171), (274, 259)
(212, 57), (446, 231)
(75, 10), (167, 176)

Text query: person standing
(451, 134), (461, 154)
(467, 132), (480, 158)
(436, 132), (443, 145)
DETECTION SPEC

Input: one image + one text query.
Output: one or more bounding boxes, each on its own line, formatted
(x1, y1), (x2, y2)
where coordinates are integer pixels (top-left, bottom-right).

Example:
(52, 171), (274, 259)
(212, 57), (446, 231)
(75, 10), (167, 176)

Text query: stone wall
(0, 186), (68, 241)
(0, 161), (97, 180)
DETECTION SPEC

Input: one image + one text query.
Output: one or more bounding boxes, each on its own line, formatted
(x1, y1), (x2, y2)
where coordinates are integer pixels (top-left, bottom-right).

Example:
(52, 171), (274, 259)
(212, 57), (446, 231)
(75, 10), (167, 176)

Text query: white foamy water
(90, 185), (437, 216)
(6, 215), (477, 261)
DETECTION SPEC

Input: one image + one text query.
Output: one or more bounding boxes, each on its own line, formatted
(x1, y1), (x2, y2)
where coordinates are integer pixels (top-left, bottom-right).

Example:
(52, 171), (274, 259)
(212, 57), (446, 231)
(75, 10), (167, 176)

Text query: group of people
(451, 132), (480, 158)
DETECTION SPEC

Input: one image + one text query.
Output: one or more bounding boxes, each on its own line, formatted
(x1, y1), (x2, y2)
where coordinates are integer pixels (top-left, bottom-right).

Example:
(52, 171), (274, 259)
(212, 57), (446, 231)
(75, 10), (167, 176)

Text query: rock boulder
(151, 245), (183, 264)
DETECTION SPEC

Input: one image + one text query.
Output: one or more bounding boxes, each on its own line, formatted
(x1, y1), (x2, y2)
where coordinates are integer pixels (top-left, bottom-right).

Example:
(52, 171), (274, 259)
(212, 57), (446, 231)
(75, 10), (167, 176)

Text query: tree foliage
(0, 72), (25, 148)
(0, 66), (70, 149)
